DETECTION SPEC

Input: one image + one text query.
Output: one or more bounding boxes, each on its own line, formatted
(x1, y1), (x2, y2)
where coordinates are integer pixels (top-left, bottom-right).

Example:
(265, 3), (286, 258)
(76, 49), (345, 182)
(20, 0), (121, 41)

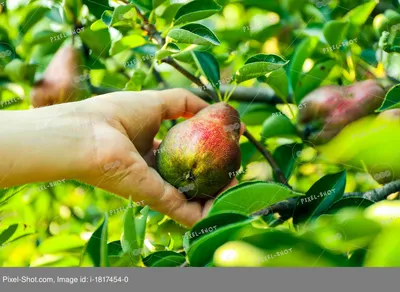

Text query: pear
(298, 80), (385, 144)
(156, 102), (241, 200)
(31, 46), (90, 107)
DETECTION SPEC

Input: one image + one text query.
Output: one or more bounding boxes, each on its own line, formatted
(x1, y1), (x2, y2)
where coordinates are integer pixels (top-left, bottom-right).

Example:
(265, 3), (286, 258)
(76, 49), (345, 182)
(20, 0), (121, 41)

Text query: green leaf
(294, 59), (336, 104)
(260, 114), (298, 141)
(290, 37), (319, 92)
(188, 211), (249, 245)
(192, 51), (220, 90)
(293, 170), (347, 225)
(240, 142), (258, 167)
(39, 235), (85, 254)
(143, 251), (185, 267)
(129, 0), (152, 12)
(161, 3), (185, 24)
(343, 0), (377, 26)
(174, 0), (222, 26)
(0, 224), (18, 246)
(167, 23), (220, 46)
(240, 104), (275, 126)
(90, 19), (108, 31)
(263, 68), (289, 101)
(80, 29), (111, 58)
(155, 43), (180, 60)
(84, 216), (109, 267)
(31, 31), (63, 45)
(107, 241), (123, 257)
(83, 0), (111, 19)
(135, 205), (149, 249)
(242, 229), (349, 267)
(4, 59), (36, 84)
(103, 5), (136, 27)
(188, 219), (255, 266)
(234, 54), (289, 84)
(365, 224), (400, 266)
(19, 5), (50, 34)
(110, 35), (146, 55)
(376, 84), (400, 112)
(153, 0), (167, 9)
(273, 143), (303, 181)
(306, 210), (382, 253)
(101, 10), (113, 26)
(323, 21), (349, 46)
(121, 200), (140, 262)
(208, 181), (303, 215)
(124, 69), (147, 91)
(171, 50), (195, 63)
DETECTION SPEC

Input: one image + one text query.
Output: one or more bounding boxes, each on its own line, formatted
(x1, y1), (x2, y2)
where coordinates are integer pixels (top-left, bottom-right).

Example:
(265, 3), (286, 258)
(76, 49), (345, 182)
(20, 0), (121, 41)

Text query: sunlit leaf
(174, 0), (222, 26)
(376, 84), (400, 112)
(167, 23), (220, 46)
(209, 181), (303, 215)
(234, 54), (289, 84)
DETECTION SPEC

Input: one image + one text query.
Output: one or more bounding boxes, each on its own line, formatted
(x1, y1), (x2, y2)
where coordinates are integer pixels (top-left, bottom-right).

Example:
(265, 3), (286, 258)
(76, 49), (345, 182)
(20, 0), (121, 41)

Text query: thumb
(98, 154), (203, 227)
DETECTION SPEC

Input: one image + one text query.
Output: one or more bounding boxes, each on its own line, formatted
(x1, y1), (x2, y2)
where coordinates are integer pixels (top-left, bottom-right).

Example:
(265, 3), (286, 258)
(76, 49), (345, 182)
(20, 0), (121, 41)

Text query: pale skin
(0, 89), (241, 227)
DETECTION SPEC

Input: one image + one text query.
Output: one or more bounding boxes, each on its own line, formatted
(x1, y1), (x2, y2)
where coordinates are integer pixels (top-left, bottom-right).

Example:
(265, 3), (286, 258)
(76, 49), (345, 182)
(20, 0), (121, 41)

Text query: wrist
(0, 102), (95, 187)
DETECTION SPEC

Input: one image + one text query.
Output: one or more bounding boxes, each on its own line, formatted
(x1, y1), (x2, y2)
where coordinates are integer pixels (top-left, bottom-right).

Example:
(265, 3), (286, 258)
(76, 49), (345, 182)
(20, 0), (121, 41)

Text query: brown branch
(162, 57), (219, 102)
(91, 84), (284, 104)
(243, 130), (288, 185)
(190, 85), (284, 105)
(253, 179), (400, 218)
(344, 180), (400, 201)
(134, 6), (165, 46)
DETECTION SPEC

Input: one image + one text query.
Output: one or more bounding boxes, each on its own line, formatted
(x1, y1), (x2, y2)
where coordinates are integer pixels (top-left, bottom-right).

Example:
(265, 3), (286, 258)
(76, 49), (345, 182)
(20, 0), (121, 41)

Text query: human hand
(81, 89), (224, 227)
(0, 89), (240, 227)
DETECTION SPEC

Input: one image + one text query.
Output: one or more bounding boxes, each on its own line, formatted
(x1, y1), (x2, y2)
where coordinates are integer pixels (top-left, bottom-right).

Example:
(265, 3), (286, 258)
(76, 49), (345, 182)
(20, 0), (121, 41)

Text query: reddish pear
(156, 102), (241, 200)
(298, 80), (385, 144)
(31, 46), (90, 107)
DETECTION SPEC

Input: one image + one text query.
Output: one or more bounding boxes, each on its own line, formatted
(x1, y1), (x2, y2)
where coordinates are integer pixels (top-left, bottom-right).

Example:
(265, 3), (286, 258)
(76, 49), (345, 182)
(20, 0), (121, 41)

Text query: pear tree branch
(253, 179), (400, 218)
(91, 84), (283, 104)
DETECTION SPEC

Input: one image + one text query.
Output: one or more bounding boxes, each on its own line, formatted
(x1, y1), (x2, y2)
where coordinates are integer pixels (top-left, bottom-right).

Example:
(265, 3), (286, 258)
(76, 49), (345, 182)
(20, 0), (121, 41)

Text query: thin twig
(243, 130), (288, 185)
(162, 57), (219, 102)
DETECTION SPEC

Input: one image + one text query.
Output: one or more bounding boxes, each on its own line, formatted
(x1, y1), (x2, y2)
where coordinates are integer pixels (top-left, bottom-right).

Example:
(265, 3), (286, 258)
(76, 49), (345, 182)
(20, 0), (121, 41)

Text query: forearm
(0, 103), (94, 188)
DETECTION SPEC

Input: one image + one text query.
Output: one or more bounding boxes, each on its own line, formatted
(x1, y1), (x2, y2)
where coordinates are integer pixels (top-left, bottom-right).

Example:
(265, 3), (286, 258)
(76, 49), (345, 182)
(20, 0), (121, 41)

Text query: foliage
(1, 0), (400, 267)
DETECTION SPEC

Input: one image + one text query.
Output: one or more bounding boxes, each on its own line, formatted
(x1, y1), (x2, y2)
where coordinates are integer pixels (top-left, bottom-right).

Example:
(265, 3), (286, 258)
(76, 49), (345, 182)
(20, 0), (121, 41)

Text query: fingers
(240, 123), (246, 135)
(142, 139), (161, 167)
(99, 153), (203, 227)
(157, 89), (209, 120)
(141, 168), (203, 227)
